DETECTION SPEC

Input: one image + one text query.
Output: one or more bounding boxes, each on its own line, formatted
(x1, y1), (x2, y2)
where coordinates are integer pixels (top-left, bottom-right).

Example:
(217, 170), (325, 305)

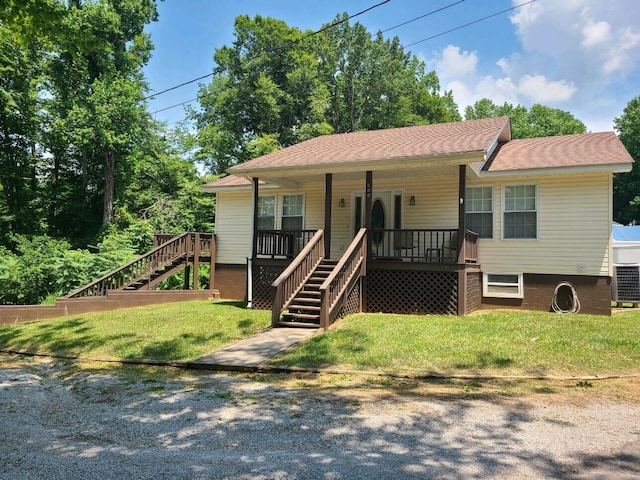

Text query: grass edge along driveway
(1, 303), (639, 377)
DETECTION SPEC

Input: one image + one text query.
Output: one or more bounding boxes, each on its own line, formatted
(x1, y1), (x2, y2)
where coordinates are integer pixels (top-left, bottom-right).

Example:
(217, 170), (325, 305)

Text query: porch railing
(464, 229), (479, 263)
(256, 229), (317, 259)
(271, 230), (325, 327)
(66, 233), (214, 298)
(319, 228), (367, 329)
(369, 229), (478, 263)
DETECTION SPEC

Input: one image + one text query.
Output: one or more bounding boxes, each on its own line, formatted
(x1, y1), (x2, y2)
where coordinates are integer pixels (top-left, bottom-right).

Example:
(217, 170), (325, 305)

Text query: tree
(42, 0), (158, 241)
(613, 96), (640, 224)
(464, 100), (586, 138)
(0, 15), (45, 246)
(192, 14), (459, 173)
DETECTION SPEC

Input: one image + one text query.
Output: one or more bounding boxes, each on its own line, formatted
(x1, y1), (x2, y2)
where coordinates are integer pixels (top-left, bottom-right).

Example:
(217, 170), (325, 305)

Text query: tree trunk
(103, 148), (115, 226)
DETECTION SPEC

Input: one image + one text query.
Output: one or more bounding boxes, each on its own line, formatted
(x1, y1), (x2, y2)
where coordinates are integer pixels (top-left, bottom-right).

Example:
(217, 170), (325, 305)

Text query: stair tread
(277, 321), (319, 328)
(289, 304), (321, 311)
(284, 312), (320, 320)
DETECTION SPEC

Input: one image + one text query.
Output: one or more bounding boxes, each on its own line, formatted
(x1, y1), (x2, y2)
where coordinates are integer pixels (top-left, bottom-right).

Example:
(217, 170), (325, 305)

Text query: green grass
(2, 303), (639, 376)
(0, 301), (270, 361)
(268, 310), (640, 376)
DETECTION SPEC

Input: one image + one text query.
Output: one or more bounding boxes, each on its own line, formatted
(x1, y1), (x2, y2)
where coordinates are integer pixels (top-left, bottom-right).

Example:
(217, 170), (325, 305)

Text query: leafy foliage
(614, 96), (640, 224)
(464, 99), (586, 138)
(191, 14), (460, 173)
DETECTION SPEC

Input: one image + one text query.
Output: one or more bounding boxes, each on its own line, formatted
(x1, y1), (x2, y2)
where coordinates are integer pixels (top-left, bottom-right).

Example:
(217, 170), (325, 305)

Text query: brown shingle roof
(202, 175), (252, 189)
(228, 117), (510, 173)
(485, 132), (634, 172)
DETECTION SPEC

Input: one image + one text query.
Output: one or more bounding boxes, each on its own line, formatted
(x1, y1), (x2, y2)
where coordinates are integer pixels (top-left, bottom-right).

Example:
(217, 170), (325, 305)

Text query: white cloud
(436, 45), (478, 78)
(517, 75), (577, 103)
(582, 20), (610, 47)
(433, 1), (639, 131)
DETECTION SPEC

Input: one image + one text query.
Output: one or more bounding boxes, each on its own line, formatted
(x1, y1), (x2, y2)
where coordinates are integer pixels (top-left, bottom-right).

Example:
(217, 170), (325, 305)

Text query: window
(503, 184), (537, 239)
(281, 194), (304, 230)
(483, 273), (523, 299)
(257, 196), (275, 230)
(466, 186), (493, 238)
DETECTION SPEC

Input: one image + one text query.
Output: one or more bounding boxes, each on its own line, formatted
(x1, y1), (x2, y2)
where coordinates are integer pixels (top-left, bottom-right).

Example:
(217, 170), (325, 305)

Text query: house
(202, 117), (634, 326)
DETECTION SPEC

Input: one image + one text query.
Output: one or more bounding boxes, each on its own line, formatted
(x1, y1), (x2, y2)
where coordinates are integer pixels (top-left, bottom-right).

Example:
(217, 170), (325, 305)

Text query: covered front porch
(247, 166), (482, 327)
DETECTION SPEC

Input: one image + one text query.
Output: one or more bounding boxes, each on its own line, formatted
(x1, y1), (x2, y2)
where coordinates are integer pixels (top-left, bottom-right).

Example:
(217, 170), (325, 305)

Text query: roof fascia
(201, 183), (279, 193)
(229, 151), (486, 178)
(476, 162), (633, 178)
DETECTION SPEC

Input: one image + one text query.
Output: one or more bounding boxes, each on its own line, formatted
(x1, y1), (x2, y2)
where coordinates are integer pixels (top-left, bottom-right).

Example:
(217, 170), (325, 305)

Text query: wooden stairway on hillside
(277, 259), (338, 328)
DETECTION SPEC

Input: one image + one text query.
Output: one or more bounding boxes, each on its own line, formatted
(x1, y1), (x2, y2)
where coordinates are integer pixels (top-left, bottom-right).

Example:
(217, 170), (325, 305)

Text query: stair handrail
(65, 233), (192, 298)
(271, 229), (324, 327)
(319, 228), (367, 329)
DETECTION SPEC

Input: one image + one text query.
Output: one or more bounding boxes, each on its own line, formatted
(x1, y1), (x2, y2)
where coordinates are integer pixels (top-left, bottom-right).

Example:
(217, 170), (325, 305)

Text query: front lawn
(0, 301), (270, 361)
(1, 303), (639, 376)
(268, 310), (640, 376)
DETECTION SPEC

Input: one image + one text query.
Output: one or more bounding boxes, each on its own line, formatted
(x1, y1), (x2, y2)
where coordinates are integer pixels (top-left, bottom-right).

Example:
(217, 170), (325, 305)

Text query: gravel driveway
(1, 356), (639, 479)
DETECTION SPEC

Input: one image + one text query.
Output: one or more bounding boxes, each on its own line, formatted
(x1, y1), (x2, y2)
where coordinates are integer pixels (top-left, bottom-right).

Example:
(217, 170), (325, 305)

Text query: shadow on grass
(0, 317), (120, 355)
(271, 329), (368, 368)
(454, 350), (514, 370)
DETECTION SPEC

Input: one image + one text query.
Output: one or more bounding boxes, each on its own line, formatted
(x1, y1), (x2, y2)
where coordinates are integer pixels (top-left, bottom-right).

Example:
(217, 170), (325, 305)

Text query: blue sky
(144, 0), (640, 133)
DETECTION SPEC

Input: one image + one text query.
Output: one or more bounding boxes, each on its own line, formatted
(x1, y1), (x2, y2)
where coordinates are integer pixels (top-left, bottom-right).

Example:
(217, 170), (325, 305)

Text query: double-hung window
(465, 186), (493, 238)
(281, 194), (304, 230)
(257, 196), (276, 230)
(503, 185), (537, 239)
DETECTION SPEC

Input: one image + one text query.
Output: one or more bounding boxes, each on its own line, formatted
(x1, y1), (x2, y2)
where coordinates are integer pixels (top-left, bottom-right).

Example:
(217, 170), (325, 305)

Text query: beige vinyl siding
(329, 174), (459, 256)
(214, 184), (326, 264)
(214, 171), (613, 277)
(214, 191), (253, 264)
(473, 172), (612, 276)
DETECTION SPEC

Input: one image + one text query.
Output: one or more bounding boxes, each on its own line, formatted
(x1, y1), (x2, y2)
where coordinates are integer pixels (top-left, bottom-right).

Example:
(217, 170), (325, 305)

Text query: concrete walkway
(190, 327), (317, 370)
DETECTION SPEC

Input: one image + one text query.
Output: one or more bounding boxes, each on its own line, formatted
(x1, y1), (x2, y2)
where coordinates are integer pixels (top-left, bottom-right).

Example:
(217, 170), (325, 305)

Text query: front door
(353, 190), (396, 257)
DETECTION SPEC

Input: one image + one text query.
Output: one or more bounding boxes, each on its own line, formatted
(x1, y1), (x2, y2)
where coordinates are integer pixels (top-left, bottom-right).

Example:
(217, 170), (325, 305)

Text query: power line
(144, 0), (391, 101)
(404, 0), (537, 48)
(380, 0), (466, 34)
(152, 0), (538, 120)
(149, 0), (469, 116)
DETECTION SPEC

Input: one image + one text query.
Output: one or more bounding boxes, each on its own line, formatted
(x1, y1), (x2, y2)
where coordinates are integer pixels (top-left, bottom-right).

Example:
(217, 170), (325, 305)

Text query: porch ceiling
(254, 162), (464, 187)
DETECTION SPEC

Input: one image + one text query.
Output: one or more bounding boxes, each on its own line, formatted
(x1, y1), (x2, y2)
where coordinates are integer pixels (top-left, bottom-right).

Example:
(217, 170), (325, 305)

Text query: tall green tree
(464, 99), (586, 138)
(0, 16), (45, 246)
(192, 14), (459, 173)
(42, 0), (158, 242)
(613, 96), (640, 224)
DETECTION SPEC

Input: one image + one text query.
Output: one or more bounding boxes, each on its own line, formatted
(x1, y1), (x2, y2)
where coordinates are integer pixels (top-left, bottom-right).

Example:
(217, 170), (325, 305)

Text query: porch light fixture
(338, 198), (346, 208)
(409, 195), (416, 206)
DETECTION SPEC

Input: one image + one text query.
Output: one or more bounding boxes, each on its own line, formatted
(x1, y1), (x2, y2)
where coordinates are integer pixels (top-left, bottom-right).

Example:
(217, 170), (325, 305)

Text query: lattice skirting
(251, 263), (286, 310)
(465, 271), (482, 313)
(337, 279), (362, 319)
(366, 269), (458, 315)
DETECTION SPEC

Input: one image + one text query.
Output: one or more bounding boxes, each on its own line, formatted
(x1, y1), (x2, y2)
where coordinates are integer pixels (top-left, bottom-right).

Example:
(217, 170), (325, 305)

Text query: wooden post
(324, 173), (332, 258)
(252, 178), (260, 260)
(209, 235), (216, 291)
(183, 265), (191, 290)
(193, 233), (200, 290)
(457, 165), (466, 264)
(365, 171), (373, 258)
(457, 269), (467, 316)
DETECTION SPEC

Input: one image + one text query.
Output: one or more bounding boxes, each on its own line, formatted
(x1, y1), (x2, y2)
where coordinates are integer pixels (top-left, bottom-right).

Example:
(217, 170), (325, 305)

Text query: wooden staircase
(278, 259), (338, 328)
(122, 258), (188, 291)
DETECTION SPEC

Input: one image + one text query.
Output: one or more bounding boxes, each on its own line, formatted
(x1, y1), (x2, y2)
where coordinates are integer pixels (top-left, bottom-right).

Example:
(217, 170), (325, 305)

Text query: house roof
(484, 132), (634, 174)
(228, 116), (511, 175)
(203, 117), (633, 191)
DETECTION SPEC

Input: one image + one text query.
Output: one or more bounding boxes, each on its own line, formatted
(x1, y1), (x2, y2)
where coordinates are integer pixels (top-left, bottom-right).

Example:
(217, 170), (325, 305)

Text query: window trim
(502, 183), (538, 240)
(280, 193), (305, 230)
(483, 272), (524, 299)
(465, 185), (494, 239)
(257, 195), (276, 230)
